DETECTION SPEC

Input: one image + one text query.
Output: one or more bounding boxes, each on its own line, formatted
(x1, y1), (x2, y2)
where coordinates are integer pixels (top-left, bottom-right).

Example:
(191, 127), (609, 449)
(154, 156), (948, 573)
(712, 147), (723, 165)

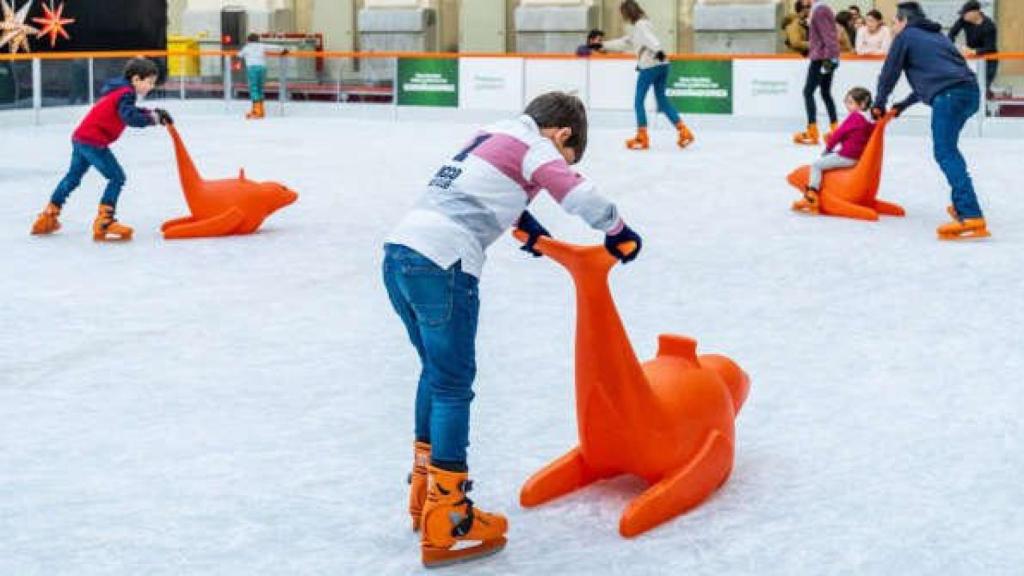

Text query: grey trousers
(810, 152), (857, 190)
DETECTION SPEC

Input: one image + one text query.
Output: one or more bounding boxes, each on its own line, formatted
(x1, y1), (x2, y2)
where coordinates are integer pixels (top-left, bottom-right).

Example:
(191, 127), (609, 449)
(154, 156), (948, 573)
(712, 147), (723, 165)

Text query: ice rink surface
(2, 112), (1022, 575)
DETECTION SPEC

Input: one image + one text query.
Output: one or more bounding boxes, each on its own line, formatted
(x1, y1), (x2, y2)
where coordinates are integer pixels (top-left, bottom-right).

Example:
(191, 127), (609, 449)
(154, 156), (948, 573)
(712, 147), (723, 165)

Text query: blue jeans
(50, 142), (126, 208)
(931, 83), (983, 219)
(635, 64), (680, 128)
(247, 65), (266, 102)
(382, 244), (480, 469)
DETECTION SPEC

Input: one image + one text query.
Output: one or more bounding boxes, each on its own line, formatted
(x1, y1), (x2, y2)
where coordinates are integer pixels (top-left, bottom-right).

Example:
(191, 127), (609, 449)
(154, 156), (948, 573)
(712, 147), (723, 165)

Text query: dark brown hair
(619, 1), (646, 24)
(123, 58), (158, 81)
(847, 86), (873, 110)
(524, 92), (588, 164)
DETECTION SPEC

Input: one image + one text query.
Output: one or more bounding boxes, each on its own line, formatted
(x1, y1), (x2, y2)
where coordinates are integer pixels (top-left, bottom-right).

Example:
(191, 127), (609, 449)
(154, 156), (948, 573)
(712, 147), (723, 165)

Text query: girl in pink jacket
(801, 87), (876, 210)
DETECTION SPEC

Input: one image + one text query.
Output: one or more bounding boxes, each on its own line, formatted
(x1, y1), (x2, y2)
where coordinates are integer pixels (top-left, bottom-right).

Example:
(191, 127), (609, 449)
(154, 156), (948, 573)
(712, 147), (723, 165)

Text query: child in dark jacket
(800, 86), (875, 211)
(31, 58), (173, 241)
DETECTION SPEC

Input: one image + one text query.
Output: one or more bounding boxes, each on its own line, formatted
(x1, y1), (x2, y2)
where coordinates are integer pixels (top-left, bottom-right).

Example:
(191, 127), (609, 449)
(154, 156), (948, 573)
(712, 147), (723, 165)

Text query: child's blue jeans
(50, 142), (126, 208)
(382, 244), (479, 470)
(247, 65), (266, 101)
(635, 64), (680, 128)
(931, 83), (983, 219)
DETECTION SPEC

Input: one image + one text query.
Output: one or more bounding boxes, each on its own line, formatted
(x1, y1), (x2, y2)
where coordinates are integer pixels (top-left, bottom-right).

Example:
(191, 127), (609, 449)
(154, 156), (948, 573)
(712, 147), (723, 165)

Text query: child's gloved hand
(516, 211), (550, 257)
(822, 58), (839, 74)
(605, 224), (642, 264)
(154, 108), (174, 126)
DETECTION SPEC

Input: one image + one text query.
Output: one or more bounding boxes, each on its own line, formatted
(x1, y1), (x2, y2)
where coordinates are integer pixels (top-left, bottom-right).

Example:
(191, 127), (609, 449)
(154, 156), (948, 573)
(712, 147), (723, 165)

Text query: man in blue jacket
(873, 1), (989, 240)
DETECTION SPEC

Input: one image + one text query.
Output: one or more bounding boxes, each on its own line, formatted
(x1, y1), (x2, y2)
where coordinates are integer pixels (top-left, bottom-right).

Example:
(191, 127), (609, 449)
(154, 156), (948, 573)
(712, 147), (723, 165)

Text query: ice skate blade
(93, 233), (133, 242)
(938, 230), (991, 241)
(422, 537), (506, 569)
(791, 200), (819, 215)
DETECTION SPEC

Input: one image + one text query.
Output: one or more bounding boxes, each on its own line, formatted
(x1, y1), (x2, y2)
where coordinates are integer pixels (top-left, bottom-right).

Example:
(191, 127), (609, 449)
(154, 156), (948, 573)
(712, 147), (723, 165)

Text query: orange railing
(3, 49), (1024, 62)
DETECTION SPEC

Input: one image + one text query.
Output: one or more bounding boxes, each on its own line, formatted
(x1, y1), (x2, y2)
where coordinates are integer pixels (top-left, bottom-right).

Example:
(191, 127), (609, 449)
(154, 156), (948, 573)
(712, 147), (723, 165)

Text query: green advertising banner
(666, 60), (733, 114)
(397, 58), (459, 107)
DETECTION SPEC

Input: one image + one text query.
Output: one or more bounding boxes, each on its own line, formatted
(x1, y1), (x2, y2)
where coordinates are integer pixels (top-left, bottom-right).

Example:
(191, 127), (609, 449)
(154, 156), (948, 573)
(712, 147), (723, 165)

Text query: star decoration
(0, 0), (38, 54)
(32, 1), (74, 48)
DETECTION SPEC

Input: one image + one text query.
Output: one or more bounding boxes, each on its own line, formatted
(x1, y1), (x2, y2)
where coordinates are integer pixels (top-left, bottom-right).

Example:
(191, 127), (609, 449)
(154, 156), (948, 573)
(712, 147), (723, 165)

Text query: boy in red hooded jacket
(31, 58), (173, 241)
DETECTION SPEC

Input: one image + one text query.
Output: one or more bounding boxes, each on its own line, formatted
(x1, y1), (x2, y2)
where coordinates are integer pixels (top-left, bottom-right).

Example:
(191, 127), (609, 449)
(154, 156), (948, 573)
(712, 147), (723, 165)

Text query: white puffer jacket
(603, 18), (667, 70)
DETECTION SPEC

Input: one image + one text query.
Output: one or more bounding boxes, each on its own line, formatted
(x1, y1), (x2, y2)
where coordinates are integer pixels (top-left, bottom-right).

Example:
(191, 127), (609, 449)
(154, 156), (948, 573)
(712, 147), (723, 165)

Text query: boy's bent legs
(382, 247), (433, 444)
(50, 144), (91, 207)
(72, 143), (125, 208)
(421, 267), (478, 470)
(809, 153), (856, 190)
(931, 86), (982, 219)
(382, 245), (480, 470)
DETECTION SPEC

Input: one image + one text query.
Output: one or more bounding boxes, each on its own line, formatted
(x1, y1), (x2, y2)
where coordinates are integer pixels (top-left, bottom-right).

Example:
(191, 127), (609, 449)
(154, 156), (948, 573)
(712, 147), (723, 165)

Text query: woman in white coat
(603, 0), (694, 150)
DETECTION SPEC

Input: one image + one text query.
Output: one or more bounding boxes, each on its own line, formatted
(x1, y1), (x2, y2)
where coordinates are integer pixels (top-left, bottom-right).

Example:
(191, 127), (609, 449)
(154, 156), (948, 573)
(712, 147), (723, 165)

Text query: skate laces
(451, 479), (476, 537)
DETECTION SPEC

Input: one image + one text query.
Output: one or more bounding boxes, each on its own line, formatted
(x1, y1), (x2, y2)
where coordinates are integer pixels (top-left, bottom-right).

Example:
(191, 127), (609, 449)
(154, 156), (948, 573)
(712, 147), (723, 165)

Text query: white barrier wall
(459, 58), (524, 111)
(733, 60), (930, 119)
(439, 57), (985, 121)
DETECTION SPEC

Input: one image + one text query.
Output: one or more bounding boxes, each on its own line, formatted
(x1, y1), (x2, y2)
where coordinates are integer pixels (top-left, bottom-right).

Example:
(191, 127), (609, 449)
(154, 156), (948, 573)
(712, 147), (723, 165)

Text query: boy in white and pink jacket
(383, 92), (641, 568)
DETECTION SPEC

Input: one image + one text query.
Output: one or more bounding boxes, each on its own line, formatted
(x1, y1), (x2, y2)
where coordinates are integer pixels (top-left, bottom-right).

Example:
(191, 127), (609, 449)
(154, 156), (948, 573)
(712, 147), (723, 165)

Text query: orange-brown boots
(246, 100), (265, 120)
(793, 123), (820, 145)
(408, 441), (430, 531)
(31, 202), (62, 235)
(420, 466), (507, 568)
(938, 205), (990, 240)
(677, 121), (695, 148)
(626, 127), (649, 150)
(92, 204), (133, 241)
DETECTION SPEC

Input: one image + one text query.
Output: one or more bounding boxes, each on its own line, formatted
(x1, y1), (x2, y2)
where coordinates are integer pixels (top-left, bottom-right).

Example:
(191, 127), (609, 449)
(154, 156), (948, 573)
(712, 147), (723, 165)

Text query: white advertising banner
(588, 59), (655, 112)
(459, 58), (524, 111)
(524, 59), (589, 105)
(733, 59), (930, 119)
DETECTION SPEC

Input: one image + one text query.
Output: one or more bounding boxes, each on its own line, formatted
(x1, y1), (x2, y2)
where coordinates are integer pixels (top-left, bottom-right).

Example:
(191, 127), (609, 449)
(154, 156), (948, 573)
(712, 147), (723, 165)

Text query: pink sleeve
(826, 117), (855, 152)
(531, 159), (584, 203)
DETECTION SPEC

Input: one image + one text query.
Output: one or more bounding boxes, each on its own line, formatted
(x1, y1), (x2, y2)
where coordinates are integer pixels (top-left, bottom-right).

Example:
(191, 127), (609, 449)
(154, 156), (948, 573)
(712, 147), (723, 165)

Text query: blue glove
(516, 211), (550, 257)
(605, 224), (642, 264)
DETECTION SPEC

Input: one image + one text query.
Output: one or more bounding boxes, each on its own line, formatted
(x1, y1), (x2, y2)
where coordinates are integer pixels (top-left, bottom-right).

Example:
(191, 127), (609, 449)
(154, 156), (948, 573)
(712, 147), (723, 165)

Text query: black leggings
(803, 60), (837, 125)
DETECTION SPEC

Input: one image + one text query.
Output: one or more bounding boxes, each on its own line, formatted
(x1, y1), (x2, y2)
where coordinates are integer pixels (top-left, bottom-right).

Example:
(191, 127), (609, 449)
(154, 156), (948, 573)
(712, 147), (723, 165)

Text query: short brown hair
(620, 1), (646, 24)
(123, 58), (158, 82)
(847, 86), (873, 110)
(524, 92), (589, 163)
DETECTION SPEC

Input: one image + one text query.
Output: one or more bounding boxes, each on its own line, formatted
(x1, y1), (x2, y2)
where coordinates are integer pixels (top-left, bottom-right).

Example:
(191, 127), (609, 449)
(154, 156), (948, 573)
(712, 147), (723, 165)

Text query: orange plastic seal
(162, 125), (298, 239)
(787, 112), (905, 221)
(514, 231), (750, 538)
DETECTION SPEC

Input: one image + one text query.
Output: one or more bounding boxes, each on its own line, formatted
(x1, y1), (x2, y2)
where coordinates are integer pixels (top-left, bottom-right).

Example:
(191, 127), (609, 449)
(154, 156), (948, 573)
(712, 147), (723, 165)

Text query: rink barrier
(3, 50), (1022, 133)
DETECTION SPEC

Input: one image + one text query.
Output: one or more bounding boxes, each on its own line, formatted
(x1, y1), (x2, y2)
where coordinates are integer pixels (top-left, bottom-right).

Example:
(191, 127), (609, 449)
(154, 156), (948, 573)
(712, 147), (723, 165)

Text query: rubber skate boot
(793, 123), (820, 146)
(676, 121), (695, 148)
(92, 204), (133, 241)
(937, 217), (990, 240)
(255, 100), (265, 119)
(245, 101), (258, 120)
(947, 205), (959, 220)
(31, 202), (62, 235)
(626, 127), (649, 150)
(421, 466), (507, 568)
(792, 187), (821, 214)
(408, 441), (430, 531)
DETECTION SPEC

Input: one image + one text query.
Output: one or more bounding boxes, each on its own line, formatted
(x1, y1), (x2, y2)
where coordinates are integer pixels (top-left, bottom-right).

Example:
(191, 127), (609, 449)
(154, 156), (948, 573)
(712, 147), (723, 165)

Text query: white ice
(1, 109), (1023, 575)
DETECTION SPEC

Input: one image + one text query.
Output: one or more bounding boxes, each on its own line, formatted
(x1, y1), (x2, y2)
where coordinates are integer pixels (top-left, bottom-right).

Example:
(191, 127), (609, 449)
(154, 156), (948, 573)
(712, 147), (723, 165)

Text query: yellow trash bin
(168, 35), (200, 77)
